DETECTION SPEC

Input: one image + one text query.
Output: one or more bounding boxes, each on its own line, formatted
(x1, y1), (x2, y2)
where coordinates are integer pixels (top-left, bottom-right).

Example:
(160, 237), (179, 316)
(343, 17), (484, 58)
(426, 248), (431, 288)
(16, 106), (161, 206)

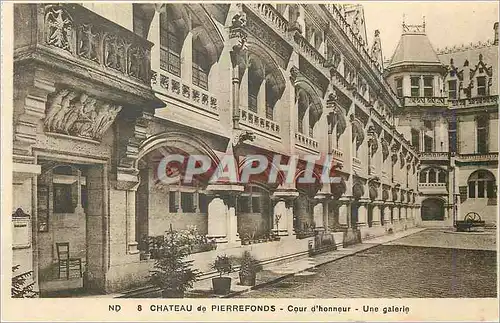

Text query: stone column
(181, 30), (193, 82)
(338, 197), (351, 229)
(114, 172), (140, 254)
(206, 184), (244, 245)
(357, 199), (369, 228)
(393, 205), (400, 224)
(372, 202), (382, 226)
(313, 194), (328, 231)
(272, 199), (288, 236)
(207, 195), (228, 243)
(148, 10), (161, 72)
(383, 203), (392, 226)
(226, 194), (240, 244)
(285, 199), (296, 236)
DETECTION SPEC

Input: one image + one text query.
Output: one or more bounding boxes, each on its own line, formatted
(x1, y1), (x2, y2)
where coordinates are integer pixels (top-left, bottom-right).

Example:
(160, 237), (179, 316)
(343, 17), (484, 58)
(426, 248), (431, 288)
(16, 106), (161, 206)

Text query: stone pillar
(126, 189), (139, 254)
(273, 189), (299, 237)
(393, 205), (400, 224)
(372, 203), (382, 226)
(207, 195), (228, 243)
(338, 197), (351, 229)
(148, 10), (161, 72)
(383, 203), (392, 226)
(206, 184), (244, 245)
(357, 199), (369, 228)
(272, 199), (288, 236)
(313, 194), (328, 231)
(240, 67), (249, 109)
(226, 194), (240, 244)
(114, 172), (140, 254)
(181, 31), (193, 82)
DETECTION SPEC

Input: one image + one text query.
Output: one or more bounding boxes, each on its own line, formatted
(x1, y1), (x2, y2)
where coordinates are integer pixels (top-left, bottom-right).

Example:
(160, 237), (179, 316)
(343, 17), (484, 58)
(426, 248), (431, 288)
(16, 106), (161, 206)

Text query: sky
(355, 1), (499, 61)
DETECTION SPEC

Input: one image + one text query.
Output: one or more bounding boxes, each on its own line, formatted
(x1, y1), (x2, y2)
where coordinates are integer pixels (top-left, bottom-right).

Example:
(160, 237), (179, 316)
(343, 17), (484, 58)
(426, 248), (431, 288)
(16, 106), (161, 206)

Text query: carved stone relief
(44, 89), (122, 141)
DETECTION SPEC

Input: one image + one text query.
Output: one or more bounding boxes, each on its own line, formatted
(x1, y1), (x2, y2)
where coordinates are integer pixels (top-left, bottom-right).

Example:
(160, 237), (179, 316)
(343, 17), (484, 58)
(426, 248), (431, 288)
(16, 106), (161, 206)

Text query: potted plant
(211, 255), (233, 295)
(238, 251), (263, 286)
(149, 227), (200, 298)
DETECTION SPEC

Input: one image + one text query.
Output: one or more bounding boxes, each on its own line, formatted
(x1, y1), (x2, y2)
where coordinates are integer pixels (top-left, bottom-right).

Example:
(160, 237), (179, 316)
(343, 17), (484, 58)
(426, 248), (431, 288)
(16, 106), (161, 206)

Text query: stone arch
(421, 198), (445, 221)
(237, 155), (286, 188)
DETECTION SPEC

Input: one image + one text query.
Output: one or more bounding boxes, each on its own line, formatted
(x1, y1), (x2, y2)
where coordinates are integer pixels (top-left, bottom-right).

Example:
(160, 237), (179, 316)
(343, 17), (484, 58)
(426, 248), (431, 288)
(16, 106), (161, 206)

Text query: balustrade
(295, 132), (319, 151)
(240, 109), (280, 137)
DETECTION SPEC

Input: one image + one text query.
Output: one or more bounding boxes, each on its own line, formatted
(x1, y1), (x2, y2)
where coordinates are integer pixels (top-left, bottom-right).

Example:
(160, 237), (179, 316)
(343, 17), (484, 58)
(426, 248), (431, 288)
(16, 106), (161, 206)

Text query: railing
(403, 96), (447, 107)
(449, 95), (498, 109)
(352, 157), (362, 171)
(240, 109), (280, 137)
(419, 151), (449, 160)
(332, 147), (344, 160)
(456, 153), (498, 162)
(152, 71), (218, 116)
(293, 32), (326, 67)
(419, 183), (447, 187)
(323, 4), (401, 105)
(247, 4), (289, 35)
(295, 132), (319, 151)
(39, 4), (153, 86)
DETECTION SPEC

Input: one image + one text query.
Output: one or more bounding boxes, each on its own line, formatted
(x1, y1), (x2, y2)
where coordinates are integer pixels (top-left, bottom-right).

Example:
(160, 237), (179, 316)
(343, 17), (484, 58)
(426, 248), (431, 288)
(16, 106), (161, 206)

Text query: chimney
(494, 22), (499, 45)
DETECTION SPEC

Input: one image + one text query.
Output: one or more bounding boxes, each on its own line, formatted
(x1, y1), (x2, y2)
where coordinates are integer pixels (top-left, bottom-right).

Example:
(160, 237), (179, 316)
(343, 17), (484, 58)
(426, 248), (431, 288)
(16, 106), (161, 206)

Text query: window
(468, 170), (496, 199)
(438, 171), (446, 183)
(419, 171), (426, 183)
(448, 119), (457, 153)
(448, 80), (457, 99)
(424, 135), (433, 152)
(238, 196), (251, 213)
(265, 82), (278, 120)
(411, 129), (420, 151)
(248, 64), (261, 113)
(169, 191), (177, 212)
(160, 18), (182, 76)
(395, 78), (403, 97)
(424, 120), (432, 130)
(487, 181), (496, 198)
(199, 193), (208, 214)
(477, 115), (488, 154)
(428, 169), (436, 183)
(411, 77), (420, 97)
(192, 39), (209, 90)
(423, 77), (433, 97)
(468, 181), (476, 198)
(181, 192), (195, 213)
(477, 76), (486, 96)
(252, 196), (261, 213)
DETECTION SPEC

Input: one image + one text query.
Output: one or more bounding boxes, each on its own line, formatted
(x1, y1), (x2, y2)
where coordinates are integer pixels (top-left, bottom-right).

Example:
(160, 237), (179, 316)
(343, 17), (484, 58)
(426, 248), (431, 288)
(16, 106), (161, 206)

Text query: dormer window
(477, 76), (486, 96)
(448, 80), (457, 99)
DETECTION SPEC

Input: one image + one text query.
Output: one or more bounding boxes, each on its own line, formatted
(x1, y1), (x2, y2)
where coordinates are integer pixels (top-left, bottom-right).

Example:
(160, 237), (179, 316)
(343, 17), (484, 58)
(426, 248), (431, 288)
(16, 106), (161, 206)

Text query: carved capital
(232, 129), (255, 148)
(117, 109), (154, 171)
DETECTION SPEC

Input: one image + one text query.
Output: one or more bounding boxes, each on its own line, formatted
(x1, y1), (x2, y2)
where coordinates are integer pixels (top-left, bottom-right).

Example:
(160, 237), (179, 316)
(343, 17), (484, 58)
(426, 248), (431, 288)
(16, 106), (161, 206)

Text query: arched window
(419, 171), (426, 183)
(468, 170), (496, 199)
(192, 37), (209, 90)
(428, 169), (436, 183)
(438, 170), (447, 183)
(248, 61), (263, 113)
(159, 11), (184, 76)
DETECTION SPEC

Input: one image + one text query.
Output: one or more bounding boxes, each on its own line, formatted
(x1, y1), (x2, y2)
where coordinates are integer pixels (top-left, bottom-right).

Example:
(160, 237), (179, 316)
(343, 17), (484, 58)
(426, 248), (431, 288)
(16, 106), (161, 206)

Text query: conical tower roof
(387, 22), (442, 69)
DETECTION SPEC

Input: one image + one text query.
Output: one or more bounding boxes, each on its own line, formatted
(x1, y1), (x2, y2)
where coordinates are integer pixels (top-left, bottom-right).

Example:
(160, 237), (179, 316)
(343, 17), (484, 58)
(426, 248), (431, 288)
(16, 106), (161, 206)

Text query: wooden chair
(56, 242), (82, 279)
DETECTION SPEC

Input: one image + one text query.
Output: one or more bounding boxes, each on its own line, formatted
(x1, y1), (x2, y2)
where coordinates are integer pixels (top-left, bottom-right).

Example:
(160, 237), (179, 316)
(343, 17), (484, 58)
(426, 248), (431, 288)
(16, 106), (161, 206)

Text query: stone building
(385, 20), (498, 228)
(10, 3), (494, 297)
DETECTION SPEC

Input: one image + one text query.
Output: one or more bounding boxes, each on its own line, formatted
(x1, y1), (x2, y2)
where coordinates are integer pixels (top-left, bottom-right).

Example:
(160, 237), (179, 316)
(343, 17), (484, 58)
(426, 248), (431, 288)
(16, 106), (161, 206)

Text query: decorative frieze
(44, 89), (122, 141)
(42, 4), (152, 85)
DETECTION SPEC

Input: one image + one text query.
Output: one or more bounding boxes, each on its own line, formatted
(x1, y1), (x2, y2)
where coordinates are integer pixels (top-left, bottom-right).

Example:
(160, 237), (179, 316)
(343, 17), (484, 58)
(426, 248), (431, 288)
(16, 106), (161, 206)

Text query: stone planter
(239, 272), (256, 286)
(212, 277), (231, 295)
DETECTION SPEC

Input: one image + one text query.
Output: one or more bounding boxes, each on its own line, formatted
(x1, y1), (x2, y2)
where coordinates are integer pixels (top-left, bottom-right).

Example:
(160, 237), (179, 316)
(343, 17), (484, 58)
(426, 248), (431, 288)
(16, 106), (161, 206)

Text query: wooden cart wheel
(464, 212), (481, 222)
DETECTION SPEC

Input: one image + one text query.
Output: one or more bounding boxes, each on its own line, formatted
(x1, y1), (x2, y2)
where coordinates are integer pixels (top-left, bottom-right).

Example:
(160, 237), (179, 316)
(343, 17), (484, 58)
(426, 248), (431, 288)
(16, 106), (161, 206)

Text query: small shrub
(212, 255), (232, 277)
(238, 251), (262, 276)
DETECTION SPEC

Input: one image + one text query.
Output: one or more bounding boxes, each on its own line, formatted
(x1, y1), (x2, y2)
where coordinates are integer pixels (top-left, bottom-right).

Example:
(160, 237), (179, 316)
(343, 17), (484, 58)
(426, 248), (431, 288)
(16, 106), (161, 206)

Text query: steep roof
(388, 31), (442, 69)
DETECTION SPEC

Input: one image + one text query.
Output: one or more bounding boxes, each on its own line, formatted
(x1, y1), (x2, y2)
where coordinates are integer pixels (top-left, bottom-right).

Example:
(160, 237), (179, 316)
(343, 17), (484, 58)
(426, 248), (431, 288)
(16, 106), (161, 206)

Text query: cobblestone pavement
(235, 230), (497, 298)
